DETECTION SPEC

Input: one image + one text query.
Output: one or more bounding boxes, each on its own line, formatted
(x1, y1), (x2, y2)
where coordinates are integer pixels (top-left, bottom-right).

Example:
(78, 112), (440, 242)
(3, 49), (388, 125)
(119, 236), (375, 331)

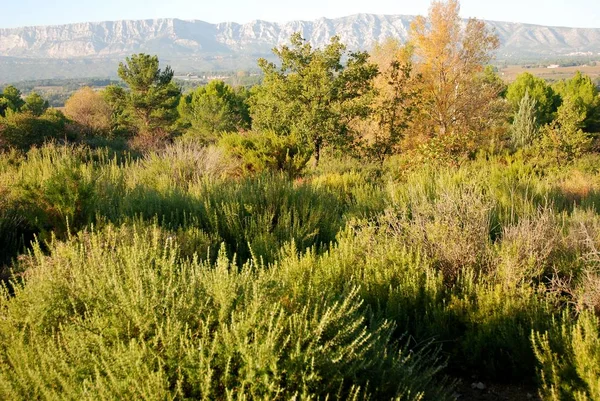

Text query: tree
(409, 0), (501, 137)
(482, 65), (507, 98)
(0, 85), (25, 116)
(541, 98), (592, 164)
(64, 87), (112, 136)
(115, 54), (181, 136)
(506, 72), (559, 126)
(103, 85), (129, 136)
(511, 91), (539, 148)
(249, 33), (378, 166)
(360, 38), (421, 160)
(553, 71), (600, 132)
(22, 92), (49, 117)
(178, 80), (250, 142)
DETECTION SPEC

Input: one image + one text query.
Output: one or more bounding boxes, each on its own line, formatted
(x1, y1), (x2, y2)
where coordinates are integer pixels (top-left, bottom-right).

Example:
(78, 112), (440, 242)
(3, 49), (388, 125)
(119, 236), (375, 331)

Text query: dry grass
(558, 170), (597, 203)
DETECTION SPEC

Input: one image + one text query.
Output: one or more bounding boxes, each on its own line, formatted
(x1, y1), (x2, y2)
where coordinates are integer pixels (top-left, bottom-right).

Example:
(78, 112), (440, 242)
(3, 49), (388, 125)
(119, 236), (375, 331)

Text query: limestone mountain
(1, 14), (599, 81)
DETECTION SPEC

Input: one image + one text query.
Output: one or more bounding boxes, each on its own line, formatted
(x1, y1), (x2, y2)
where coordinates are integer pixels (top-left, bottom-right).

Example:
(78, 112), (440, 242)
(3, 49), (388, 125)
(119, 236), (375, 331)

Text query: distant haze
(1, 14), (600, 82)
(1, 0), (599, 29)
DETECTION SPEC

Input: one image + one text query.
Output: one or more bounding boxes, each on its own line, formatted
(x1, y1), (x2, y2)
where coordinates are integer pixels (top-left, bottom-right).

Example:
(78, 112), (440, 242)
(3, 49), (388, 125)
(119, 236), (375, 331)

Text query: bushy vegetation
(2, 140), (600, 399)
(1, 1), (600, 399)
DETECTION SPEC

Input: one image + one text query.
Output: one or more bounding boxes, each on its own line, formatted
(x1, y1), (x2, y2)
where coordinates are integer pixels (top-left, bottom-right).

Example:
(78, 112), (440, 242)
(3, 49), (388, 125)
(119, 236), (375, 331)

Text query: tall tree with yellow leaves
(410, 0), (502, 138)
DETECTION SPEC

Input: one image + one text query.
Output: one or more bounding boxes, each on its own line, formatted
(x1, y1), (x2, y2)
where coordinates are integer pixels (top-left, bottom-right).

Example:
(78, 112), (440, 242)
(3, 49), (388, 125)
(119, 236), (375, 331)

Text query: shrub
(386, 173), (496, 281)
(533, 312), (600, 401)
(219, 130), (311, 178)
(137, 141), (240, 187)
(0, 224), (454, 400)
(6, 145), (99, 239)
(0, 110), (70, 151)
(497, 207), (566, 285)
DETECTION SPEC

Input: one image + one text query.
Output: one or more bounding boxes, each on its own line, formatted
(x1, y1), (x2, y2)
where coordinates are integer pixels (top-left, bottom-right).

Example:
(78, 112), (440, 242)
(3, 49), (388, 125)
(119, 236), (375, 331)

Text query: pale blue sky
(0, 0), (598, 29)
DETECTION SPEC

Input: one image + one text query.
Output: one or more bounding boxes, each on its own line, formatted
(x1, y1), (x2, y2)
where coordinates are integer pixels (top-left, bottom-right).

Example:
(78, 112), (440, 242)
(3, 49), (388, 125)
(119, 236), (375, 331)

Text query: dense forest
(1, 1), (600, 400)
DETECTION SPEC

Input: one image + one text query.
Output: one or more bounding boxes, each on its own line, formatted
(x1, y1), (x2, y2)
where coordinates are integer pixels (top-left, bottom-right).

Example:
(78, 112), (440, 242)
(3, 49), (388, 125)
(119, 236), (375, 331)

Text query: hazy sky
(0, 0), (598, 29)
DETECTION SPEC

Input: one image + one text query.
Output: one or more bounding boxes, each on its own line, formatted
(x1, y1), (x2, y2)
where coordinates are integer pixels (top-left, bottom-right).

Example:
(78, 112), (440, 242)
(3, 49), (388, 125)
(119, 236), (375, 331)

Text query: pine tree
(113, 54), (181, 137)
(506, 72), (559, 126)
(177, 80), (250, 142)
(0, 85), (25, 116)
(22, 92), (49, 117)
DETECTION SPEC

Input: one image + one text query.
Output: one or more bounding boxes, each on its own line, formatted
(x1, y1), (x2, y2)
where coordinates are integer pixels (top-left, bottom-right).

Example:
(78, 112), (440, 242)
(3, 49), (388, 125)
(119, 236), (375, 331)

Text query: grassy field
(500, 63), (600, 82)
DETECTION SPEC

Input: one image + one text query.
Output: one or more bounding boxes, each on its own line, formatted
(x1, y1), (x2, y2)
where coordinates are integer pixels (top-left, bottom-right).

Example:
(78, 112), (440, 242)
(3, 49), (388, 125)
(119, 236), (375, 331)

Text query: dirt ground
(453, 380), (541, 401)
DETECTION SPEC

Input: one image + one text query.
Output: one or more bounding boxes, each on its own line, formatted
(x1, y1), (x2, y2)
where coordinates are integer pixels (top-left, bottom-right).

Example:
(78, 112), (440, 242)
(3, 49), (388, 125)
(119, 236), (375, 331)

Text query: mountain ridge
(1, 14), (600, 81)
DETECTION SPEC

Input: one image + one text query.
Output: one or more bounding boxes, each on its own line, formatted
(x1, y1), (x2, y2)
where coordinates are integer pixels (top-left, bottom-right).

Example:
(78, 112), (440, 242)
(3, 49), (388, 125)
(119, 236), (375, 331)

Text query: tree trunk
(312, 138), (322, 168)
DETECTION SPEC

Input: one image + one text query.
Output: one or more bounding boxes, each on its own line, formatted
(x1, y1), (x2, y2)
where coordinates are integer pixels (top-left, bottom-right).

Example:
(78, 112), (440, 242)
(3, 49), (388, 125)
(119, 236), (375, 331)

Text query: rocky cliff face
(1, 15), (599, 81)
(0, 16), (414, 58)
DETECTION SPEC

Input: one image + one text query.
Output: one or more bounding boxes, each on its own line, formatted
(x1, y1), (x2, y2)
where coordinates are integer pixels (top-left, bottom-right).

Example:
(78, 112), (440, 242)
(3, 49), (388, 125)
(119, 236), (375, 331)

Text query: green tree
(103, 85), (129, 136)
(541, 98), (592, 164)
(178, 80), (250, 142)
(0, 85), (25, 116)
(249, 33), (378, 166)
(115, 54), (181, 136)
(482, 65), (508, 98)
(553, 71), (600, 132)
(22, 92), (49, 117)
(506, 72), (559, 126)
(511, 91), (539, 148)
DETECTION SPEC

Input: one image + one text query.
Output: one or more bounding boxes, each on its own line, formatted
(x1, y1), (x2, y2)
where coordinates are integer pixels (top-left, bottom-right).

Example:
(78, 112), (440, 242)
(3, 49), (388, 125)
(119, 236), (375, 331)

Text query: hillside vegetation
(1, 1), (600, 400)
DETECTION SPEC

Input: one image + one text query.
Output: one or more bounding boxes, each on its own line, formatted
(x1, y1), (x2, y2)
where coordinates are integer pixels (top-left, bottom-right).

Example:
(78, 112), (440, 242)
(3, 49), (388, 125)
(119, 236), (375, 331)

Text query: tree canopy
(178, 80), (250, 142)
(506, 72), (559, 126)
(410, 0), (502, 137)
(64, 87), (112, 136)
(109, 54), (181, 137)
(553, 71), (600, 132)
(0, 85), (26, 117)
(22, 92), (49, 117)
(360, 38), (421, 159)
(249, 33), (378, 165)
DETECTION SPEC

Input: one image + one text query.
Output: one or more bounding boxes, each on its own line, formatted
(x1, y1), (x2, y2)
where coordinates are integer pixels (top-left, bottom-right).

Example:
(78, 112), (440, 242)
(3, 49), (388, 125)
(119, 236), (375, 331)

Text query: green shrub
(1, 144), (346, 266)
(310, 171), (388, 218)
(0, 206), (32, 281)
(0, 109), (70, 151)
(219, 130), (311, 178)
(6, 145), (100, 239)
(186, 174), (345, 264)
(533, 312), (600, 401)
(0, 224), (454, 400)
(3, 141), (600, 393)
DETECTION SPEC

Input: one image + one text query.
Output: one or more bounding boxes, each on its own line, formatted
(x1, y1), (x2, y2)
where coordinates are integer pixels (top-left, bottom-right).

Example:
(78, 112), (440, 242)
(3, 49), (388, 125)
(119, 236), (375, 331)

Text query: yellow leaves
(408, 0), (502, 138)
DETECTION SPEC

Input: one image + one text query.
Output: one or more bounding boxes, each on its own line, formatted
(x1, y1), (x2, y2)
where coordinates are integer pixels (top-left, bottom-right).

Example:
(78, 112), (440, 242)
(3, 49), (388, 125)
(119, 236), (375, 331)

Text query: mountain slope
(1, 15), (599, 81)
